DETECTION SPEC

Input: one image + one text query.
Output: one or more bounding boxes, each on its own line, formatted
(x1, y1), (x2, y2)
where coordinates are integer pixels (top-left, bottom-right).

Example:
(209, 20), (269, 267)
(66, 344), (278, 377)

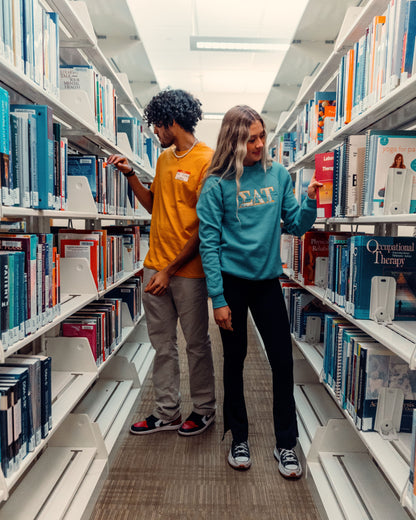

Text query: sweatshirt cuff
(305, 196), (317, 207)
(211, 294), (228, 309)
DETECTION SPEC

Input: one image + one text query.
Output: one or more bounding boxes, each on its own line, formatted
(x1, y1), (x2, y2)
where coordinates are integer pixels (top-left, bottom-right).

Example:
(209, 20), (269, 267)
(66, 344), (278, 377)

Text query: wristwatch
(123, 168), (135, 177)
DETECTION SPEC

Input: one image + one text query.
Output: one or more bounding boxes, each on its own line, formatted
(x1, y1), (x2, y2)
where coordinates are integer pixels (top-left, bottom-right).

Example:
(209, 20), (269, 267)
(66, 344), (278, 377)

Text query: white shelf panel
(359, 431), (410, 498)
(137, 346), (155, 386)
(1, 446), (96, 519)
(118, 341), (153, 381)
(97, 380), (133, 437)
(295, 383), (345, 453)
(62, 457), (108, 520)
(294, 339), (324, 377)
(321, 451), (410, 519)
(295, 385), (325, 444)
(52, 372), (98, 428)
(104, 387), (140, 455)
(307, 461), (345, 520)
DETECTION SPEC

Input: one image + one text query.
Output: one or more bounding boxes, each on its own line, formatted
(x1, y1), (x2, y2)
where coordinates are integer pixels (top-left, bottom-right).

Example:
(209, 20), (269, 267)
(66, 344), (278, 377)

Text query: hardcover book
(315, 152), (334, 218)
(349, 235), (416, 320)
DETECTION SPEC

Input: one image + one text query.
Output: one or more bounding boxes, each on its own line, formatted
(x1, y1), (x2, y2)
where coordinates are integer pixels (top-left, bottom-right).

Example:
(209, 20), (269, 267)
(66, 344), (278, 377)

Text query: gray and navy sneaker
(178, 411), (216, 436)
(228, 440), (251, 470)
(274, 447), (302, 479)
(130, 414), (182, 435)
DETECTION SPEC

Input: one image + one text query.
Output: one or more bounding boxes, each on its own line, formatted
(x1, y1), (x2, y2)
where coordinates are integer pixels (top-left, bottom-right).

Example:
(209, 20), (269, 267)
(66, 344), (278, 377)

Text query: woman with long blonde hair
(197, 105), (321, 476)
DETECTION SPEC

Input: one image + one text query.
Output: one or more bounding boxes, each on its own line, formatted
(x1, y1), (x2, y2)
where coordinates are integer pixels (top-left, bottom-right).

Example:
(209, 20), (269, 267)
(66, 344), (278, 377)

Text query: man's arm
(107, 154), (153, 214)
(145, 230), (201, 296)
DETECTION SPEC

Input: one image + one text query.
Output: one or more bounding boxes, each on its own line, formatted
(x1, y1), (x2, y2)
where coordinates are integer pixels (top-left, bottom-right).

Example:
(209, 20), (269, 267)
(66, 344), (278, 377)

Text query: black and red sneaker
(178, 411), (215, 436)
(130, 414), (182, 435)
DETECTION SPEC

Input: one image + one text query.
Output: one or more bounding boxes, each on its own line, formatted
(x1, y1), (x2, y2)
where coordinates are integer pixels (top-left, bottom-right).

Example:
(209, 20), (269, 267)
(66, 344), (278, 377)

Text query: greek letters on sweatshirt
(196, 161), (317, 308)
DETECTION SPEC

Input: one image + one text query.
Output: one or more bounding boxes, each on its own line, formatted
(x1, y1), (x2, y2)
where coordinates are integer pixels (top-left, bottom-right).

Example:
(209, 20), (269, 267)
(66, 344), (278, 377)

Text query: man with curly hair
(108, 89), (216, 436)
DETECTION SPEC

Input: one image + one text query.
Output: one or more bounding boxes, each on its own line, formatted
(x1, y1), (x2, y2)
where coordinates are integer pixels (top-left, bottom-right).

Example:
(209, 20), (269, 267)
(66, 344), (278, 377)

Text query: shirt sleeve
(280, 167), (317, 236)
(196, 177), (228, 308)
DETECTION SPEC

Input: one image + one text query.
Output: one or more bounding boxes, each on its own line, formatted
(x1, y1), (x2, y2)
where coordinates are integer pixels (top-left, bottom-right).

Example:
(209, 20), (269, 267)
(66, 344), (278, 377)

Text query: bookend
(384, 168), (413, 215)
(67, 175), (99, 214)
(314, 257), (328, 288)
(374, 387), (404, 440)
(369, 275), (396, 323)
(305, 316), (322, 344)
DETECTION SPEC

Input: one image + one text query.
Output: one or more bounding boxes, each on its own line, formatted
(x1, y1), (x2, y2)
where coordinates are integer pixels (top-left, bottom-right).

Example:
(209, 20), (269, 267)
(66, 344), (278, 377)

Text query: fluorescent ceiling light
(203, 113), (224, 120)
(190, 36), (290, 52)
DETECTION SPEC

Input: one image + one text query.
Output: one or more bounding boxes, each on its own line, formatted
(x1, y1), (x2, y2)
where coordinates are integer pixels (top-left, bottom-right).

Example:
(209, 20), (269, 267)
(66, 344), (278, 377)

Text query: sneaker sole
(130, 423), (181, 435)
(177, 415), (216, 437)
(227, 452), (252, 471)
(273, 448), (302, 479)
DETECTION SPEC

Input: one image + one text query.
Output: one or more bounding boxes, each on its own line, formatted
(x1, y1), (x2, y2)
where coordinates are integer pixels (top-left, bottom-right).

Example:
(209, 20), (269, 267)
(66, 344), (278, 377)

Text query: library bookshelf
(0, 0), (155, 518)
(264, 0), (416, 518)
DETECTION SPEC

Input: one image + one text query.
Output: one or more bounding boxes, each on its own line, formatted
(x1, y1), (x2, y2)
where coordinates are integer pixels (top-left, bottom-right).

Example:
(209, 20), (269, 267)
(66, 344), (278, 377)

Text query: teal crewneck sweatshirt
(196, 161), (317, 308)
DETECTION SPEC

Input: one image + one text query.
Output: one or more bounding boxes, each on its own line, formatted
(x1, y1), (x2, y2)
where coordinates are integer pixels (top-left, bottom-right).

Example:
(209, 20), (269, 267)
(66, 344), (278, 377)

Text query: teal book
(349, 235), (416, 320)
(11, 105), (54, 209)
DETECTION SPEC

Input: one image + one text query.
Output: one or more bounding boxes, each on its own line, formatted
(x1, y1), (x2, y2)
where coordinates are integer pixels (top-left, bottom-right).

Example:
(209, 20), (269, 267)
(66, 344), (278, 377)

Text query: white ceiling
(81, 0), (365, 147)
(126, 0), (309, 116)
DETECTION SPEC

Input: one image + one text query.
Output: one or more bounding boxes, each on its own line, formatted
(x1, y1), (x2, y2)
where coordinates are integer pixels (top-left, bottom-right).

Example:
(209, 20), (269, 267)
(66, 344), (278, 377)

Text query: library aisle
(90, 310), (319, 520)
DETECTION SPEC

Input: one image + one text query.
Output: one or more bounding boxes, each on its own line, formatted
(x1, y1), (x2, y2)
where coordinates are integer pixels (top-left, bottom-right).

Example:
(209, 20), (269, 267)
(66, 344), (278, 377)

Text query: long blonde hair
(204, 105), (273, 195)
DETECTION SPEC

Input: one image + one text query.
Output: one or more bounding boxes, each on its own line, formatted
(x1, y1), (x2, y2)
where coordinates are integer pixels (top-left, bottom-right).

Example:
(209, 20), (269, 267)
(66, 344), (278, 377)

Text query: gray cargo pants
(142, 267), (216, 422)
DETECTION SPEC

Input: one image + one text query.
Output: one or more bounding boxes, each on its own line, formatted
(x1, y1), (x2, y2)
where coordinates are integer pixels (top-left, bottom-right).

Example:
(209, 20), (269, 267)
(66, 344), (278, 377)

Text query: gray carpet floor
(90, 309), (320, 520)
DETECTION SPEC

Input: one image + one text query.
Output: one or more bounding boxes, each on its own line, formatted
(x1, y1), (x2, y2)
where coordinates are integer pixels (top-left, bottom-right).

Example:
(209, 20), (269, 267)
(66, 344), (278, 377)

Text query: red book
(315, 152), (334, 218)
(300, 230), (331, 285)
(62, 320), (98, 362)
(58, 234), (100, 290)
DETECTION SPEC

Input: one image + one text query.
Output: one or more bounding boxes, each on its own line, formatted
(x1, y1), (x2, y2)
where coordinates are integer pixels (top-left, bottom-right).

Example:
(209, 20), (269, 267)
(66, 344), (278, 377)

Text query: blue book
(22, 0), (35, 80)
(11, 105), (54, 209)
(0, 87), (9, 155)
(67, 155), (97, 209)
(10, 112), (31, 208)
(349, 235), (416, 320)
(402, 0), (416, 77)
(117, 117), (137, 155)
(0, 87), (11, 206)
(145, 137), (154, 167)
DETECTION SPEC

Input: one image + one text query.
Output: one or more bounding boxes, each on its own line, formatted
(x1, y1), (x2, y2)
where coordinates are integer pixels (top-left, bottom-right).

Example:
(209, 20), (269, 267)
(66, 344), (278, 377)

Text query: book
(362, 130), (416, 216)
(315, 152), (334, 218)
(299, 230), (331, 286)
(295, 168), (314, 206)
(348, 235), (416, 320)
(312, 91), (336, 145)
(0, 234), (39, 336)
(60, 64), (97, 123)
(7, 355), (42, 447)
(344, 135), (366, 217)
(11, 105), (54, 209)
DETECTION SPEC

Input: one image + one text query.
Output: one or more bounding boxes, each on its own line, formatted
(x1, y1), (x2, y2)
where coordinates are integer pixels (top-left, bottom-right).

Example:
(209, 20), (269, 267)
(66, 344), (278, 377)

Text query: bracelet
(123, 168), (135, 177)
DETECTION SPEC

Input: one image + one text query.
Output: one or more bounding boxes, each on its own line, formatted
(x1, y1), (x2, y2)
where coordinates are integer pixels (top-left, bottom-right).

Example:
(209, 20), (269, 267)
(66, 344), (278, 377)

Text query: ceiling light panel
(190, 37), (290, 52)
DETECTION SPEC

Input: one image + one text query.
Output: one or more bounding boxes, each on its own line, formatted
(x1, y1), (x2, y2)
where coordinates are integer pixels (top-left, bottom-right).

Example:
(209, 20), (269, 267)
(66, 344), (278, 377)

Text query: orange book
(344, 48), (355, 124)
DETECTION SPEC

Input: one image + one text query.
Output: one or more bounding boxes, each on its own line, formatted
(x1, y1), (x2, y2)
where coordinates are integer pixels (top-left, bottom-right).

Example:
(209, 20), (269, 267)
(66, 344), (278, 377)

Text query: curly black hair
(144, 89), (202, 133)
